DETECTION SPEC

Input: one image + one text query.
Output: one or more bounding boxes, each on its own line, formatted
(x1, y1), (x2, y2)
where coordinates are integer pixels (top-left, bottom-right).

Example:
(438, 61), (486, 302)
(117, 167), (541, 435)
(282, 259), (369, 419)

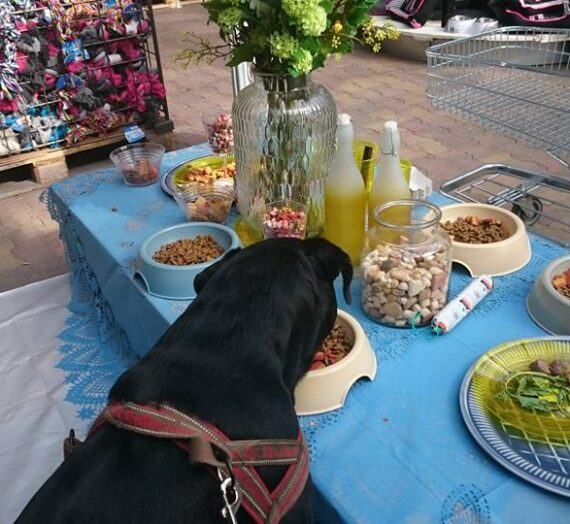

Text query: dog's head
(194, 238), (352, 392)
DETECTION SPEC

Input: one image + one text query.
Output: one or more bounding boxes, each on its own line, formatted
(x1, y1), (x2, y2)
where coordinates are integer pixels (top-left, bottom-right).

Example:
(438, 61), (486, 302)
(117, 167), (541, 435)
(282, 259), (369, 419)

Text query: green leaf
(312, 53), (326, 69)
(226, 42), (256, 67)
(204, 0), (228, 15)
(301, 37), (320, 54)
(320, 0), (334, 13)
(347, 6), (370, 27)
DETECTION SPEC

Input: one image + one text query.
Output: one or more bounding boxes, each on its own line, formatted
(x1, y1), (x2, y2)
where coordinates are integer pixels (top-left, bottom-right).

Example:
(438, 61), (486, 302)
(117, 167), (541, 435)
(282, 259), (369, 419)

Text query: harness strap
(90, 402), (309, 524)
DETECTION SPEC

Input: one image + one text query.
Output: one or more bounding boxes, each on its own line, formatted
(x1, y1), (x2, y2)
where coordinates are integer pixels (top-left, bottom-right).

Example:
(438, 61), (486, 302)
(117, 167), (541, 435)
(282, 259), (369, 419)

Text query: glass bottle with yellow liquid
(323, 113), (366, 265)
(368, 121), (411, 237)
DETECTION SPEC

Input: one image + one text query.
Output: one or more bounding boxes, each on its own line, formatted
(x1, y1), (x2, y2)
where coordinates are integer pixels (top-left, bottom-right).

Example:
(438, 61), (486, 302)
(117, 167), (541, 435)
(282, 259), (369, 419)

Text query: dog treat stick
(432, 276), (493, 334)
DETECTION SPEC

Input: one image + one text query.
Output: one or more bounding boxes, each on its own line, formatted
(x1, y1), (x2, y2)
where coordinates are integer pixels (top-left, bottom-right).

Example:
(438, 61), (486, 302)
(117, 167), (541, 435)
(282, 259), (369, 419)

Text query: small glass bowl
(262, 200), (308, 239)
(174, 185), (235, 224)
(202, 111), (233, 155)
(110, 143), (165, 186)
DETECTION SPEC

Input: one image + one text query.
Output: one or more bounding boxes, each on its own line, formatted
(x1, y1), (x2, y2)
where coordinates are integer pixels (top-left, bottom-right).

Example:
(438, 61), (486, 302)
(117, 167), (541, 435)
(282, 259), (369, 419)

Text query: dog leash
(66, 402), (309, 523)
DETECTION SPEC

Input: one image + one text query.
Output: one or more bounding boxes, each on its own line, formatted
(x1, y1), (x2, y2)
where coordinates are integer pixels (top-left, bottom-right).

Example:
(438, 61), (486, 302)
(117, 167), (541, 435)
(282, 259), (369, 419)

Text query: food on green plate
(176, 162), (236, 186)
(495, 358), (570, 416)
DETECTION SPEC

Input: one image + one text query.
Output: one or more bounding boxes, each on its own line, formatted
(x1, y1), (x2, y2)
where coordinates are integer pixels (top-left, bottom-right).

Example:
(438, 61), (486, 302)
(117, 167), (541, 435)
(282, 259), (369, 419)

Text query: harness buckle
(218, 467), (242, 524)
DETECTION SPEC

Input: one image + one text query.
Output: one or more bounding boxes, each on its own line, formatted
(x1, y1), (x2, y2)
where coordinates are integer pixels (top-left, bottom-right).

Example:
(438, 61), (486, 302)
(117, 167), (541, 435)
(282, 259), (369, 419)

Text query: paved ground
(0, 4), (567, 292)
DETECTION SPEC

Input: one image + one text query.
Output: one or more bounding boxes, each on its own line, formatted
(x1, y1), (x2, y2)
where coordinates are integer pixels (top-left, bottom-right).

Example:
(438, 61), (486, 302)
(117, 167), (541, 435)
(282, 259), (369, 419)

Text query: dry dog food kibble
(152, 235), (224, 265)
(179, 162), (236, 185)
(361, 243), (451, 327)
(552, 268), (570, 300)
(311, 324), (352, 370)
(440, 215), (510, 244)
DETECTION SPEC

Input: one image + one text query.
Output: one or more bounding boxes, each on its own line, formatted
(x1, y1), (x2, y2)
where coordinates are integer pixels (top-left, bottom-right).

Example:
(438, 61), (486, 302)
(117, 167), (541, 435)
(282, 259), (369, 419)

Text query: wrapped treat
(432, 276), (493, 334)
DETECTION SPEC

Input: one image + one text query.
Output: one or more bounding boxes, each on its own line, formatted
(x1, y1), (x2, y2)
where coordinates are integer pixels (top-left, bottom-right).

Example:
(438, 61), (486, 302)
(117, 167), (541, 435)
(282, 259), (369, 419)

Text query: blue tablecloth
(47, 145), (570, 522)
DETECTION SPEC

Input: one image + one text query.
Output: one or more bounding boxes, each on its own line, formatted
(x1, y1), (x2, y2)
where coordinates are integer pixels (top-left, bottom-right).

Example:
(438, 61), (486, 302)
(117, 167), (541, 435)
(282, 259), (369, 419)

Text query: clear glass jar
(232, 72), (336, 241)
(360, 199), (452, 328)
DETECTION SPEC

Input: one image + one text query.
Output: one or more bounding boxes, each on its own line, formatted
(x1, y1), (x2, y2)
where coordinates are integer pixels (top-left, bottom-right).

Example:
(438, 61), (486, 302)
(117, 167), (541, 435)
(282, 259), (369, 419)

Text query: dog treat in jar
(360, 200), (452, 328)
(262, 200), (308, 240)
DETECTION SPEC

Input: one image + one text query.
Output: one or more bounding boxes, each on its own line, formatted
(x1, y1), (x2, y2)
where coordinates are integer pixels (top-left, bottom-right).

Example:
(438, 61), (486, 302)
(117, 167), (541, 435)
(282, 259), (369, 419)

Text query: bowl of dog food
(136, 222), (240, 300)
(527, 255), (570, 336)
(174, 185), (235, 224)
(110, 142), (165, 186)
(439, 203), (531, 277)
(294, 309), (377, 416)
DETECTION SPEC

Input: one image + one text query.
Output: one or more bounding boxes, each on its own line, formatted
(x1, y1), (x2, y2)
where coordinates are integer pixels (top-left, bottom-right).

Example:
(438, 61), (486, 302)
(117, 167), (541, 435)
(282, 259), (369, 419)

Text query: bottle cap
(381, 120), (400, 155)
(338, 113), (351, 126)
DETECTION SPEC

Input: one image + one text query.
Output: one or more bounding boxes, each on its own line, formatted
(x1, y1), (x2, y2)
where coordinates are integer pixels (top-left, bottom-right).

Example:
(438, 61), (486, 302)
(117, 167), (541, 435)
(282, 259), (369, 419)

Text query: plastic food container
(174, 185), (235, 224)
(110, 142), (165, 186)
(294, 309), (377, 415)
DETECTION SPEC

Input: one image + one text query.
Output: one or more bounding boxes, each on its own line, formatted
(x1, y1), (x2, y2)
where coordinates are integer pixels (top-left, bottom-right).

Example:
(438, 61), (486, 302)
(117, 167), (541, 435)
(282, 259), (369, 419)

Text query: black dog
(16, 238), (352, 523)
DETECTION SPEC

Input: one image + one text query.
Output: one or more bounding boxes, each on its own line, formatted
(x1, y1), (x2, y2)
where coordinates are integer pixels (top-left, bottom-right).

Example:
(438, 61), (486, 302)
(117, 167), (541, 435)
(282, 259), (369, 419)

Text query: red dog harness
(89, 402), (309, 523)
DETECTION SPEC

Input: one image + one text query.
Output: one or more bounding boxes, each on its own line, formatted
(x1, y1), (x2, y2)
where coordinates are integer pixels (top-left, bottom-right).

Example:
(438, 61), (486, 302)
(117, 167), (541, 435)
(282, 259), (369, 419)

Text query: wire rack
(426, 27), (570, 167)
(0, 0), (170, 159)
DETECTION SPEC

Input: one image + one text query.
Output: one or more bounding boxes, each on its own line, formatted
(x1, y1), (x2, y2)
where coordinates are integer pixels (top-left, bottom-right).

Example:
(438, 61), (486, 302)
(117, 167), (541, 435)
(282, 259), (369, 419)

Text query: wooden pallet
(0, 127), (176, 185)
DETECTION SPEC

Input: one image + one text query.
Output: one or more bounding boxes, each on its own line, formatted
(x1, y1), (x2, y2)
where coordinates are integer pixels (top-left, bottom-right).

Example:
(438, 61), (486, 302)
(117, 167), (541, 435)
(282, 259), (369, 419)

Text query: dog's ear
(303, 238), (353, 304)
(194, 248), (241, 294)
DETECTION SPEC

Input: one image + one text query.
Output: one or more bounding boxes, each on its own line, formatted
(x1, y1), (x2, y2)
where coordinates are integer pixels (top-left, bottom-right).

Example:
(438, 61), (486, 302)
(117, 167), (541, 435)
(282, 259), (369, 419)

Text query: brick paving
(0, 4), (567, 292)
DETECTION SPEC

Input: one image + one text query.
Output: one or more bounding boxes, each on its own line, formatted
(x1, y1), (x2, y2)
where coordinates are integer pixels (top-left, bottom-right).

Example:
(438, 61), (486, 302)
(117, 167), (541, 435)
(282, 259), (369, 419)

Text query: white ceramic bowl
(136, 222), (240, 300)
(440, 203), (531, 277)
(294, 309), (377, 416)
(527, 254), (570, 336)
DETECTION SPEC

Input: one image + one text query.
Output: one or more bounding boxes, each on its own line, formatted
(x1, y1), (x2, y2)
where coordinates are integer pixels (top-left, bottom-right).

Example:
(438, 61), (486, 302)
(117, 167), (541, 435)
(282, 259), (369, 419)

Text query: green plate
(471, 337), (570, 443)
(161, 154), (235, 196)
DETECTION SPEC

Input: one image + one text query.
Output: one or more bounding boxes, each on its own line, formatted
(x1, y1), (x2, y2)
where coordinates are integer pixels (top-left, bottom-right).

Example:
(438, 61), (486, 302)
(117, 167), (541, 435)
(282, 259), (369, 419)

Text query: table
(47, 145), (570, 522)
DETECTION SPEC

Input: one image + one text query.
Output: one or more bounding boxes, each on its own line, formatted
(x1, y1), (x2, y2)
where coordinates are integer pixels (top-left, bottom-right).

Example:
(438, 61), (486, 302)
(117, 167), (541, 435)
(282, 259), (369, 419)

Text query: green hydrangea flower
(293, 49), (313, 74)
(217, 7), (243, 32)
(269, 32), (298, 59)
(282, 0), (317, 19)
(299, 6), (327, 36)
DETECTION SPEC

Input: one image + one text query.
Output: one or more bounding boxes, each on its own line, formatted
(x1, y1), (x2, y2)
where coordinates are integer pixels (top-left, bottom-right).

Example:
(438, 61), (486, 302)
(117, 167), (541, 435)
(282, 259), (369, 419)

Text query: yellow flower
(331, 21), (343, 34)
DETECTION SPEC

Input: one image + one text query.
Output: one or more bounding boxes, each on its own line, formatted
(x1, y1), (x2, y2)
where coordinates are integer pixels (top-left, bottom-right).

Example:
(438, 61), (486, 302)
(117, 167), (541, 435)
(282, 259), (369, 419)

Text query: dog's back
(16, 238), (352, 523)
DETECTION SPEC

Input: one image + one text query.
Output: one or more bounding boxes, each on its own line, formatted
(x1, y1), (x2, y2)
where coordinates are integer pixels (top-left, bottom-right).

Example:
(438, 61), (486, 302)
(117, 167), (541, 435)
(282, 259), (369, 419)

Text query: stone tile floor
(0, 4), (567, 292)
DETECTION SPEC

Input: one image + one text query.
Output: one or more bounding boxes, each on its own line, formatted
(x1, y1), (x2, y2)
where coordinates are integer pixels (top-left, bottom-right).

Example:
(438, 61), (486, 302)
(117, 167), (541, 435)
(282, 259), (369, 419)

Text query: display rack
(0, 0), (171, 181)
(426, 27), (570, 246)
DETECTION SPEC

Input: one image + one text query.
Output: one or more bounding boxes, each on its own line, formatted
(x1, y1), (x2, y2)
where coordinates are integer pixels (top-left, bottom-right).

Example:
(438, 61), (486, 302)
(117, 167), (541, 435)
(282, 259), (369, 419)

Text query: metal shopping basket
(426, 27), (570, 246)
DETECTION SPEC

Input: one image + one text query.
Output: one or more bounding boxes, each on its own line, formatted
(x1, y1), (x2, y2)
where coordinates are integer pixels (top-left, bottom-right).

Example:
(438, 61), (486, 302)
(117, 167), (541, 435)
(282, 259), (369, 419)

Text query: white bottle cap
(338, 113), (351, 126)
(381, 120), (400, 155)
